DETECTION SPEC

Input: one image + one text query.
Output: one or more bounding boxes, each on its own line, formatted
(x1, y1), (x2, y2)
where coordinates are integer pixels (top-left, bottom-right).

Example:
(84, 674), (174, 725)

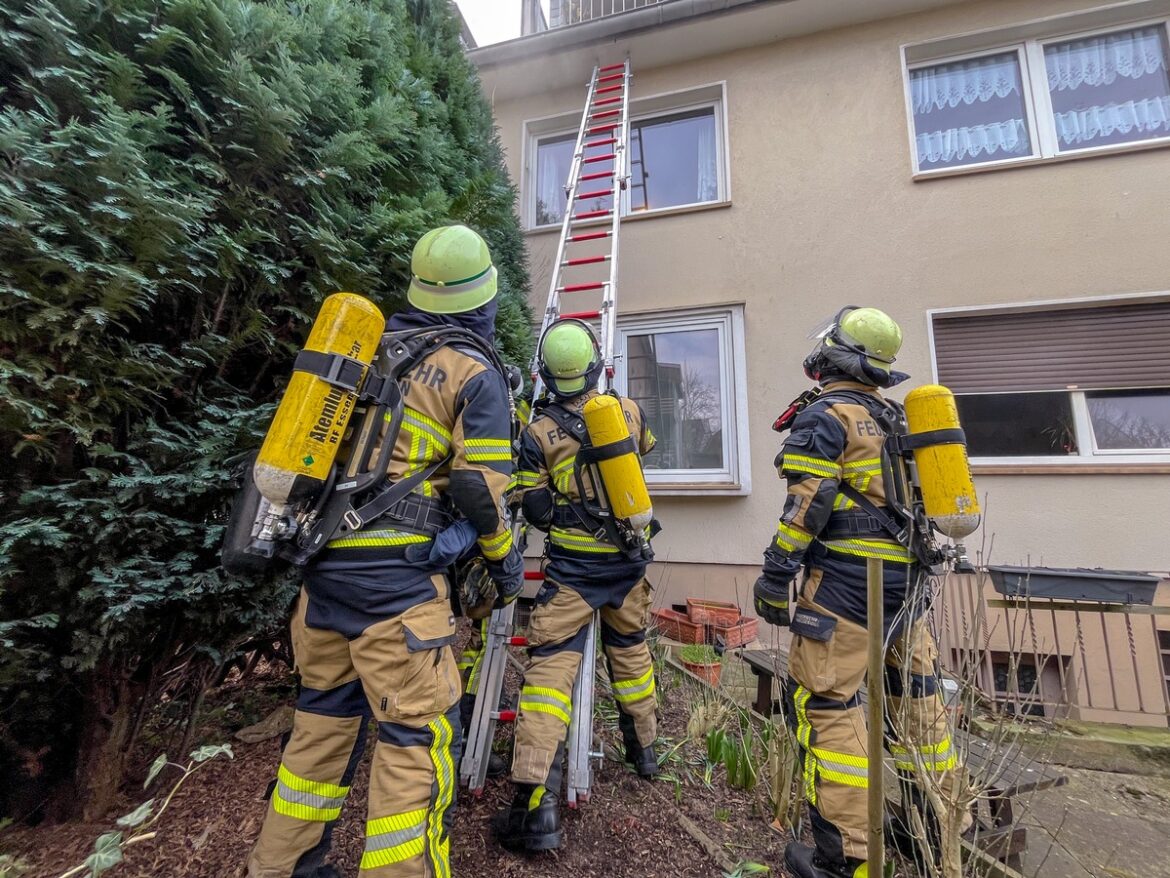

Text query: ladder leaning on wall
(460, 59), (633, 806)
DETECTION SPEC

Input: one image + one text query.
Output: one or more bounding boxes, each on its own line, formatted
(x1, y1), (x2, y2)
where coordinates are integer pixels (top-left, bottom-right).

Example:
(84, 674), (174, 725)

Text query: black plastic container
(987, 565), (1162, 605)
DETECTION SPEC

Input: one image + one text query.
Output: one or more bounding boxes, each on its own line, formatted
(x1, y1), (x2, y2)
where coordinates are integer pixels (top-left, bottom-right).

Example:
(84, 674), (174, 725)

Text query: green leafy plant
(55, 745), (233, 878)
(680, 644), (720, 665)
(0, 855), (30, 878)
(722, 861), (770, 878)
(0, 0), (532, 821)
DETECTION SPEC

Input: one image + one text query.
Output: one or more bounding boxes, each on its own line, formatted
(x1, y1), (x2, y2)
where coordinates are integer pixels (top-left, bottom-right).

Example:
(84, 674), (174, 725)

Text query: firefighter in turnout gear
(493, 319), (660, 853)
(754, 307), (972, 878)
(246, 225), (524, 878)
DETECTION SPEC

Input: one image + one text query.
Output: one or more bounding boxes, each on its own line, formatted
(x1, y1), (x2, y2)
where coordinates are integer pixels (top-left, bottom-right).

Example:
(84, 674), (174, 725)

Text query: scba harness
(534, 394), (656, 562)
(223, 326), (512, 574)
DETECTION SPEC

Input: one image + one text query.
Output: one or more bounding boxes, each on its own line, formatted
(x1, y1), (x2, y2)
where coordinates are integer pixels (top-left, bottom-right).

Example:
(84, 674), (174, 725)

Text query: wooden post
(866, 556), (885, 876)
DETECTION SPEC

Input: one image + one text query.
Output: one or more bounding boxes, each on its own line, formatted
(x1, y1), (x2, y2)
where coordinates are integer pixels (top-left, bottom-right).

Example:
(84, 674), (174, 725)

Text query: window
(930, 297), (1170, 465)
(526, 84), (727, 228)
(905, 19), (1170, 174)
(613, 306), (750, 493)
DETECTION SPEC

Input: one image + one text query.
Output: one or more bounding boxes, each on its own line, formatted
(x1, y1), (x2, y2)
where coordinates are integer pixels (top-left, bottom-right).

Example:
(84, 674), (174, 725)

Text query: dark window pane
(1086, 388), (1170, 450)
(955, 392), (1078, 456)
(626, 328), (724, 470)
(629, 107), (718, 212)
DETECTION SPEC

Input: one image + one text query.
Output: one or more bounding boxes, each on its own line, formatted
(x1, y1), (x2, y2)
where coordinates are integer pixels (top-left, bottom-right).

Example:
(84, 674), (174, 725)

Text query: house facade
(467, 0), (1170, 723)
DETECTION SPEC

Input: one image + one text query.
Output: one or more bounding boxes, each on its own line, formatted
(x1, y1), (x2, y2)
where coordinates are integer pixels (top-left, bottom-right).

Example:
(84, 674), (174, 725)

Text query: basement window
(525, 83), (728, 229)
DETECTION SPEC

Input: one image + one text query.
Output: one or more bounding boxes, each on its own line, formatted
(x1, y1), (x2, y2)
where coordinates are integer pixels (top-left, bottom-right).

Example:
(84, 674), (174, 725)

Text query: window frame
(522, 82), (730, 231)
(902, 14), (1170, 178)
(927, 292), (1170, 467)
(612, 304), (751, 495)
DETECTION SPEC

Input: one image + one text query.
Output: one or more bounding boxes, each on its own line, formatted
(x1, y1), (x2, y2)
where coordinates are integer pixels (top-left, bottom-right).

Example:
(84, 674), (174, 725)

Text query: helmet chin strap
(804, 342), (908, 389)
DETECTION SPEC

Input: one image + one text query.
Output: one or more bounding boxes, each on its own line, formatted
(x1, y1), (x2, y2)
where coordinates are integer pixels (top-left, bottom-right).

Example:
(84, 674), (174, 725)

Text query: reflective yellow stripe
(327, 529), (432, 549)
(613, 667), (656, 703)
(520, 700), (571, 725)
(891, 737), (956, 772)
(822, 538), (913, 564)
(818, 766), (869, 788)
(781, 453), (842, 478)
(466, 451), (512, 462)
(403, 408), (452, 443)
(515, 469), (541, 487)
(811, 746), (869, 789)
(360, 808), (427, 869)
(520, 685), (572, 725)
(794, 686), (816, 805)
(550, 527), (619, 554)
(528, 784), (546, 811)
(842, 457), (882, 473)
(465, 438), (513, 464)
(774, 521), (812, 552)
(272, 764), (350, 822)
(425, 716), (455, 878)
(477, 529), (513, 560)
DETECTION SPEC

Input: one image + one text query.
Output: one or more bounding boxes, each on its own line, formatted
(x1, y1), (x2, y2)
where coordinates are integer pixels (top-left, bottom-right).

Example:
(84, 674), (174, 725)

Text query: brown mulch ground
(2, 633), (793, 878)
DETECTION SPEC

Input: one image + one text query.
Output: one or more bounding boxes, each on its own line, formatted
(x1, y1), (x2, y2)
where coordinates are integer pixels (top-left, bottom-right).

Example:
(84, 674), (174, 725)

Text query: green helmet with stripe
(407, 225), (498, 314)
(538, 319), (603, 399)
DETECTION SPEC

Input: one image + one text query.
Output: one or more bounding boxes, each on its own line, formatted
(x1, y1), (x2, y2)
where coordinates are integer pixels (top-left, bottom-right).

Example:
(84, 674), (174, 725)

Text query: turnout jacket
(514, 391), (655, 591)
(308, 341), (516, 612)
(761, 380), (917, 628)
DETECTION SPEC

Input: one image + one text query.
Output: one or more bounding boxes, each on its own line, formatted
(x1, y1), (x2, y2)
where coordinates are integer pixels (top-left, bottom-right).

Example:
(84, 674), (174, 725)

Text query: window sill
(972, 463), (1170, 475)
(525, 199), (732, 235)
(649, 481), (749, 497)
(912, 135), (1170, 181)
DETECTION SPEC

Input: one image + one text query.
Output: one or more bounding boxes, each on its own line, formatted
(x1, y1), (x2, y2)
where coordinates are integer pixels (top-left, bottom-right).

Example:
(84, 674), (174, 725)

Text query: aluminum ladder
(460, 60), (632, 807)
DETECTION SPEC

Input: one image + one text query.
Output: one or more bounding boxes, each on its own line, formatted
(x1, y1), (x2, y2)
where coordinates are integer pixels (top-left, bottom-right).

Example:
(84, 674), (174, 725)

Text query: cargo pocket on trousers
(788, 606), (838, 693)
(388, 600), (460, 721)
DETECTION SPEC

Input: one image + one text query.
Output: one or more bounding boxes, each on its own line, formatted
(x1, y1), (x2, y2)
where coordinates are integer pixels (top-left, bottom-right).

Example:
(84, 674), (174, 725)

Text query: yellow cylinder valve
(582, 394), (653, 532)
(904, 384), (980, 539)
(253, 292), (386, 509)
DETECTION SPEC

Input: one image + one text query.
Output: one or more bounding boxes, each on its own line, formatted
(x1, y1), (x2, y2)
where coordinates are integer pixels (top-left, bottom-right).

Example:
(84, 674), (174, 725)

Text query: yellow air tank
(582, 394), (653, 532)
(253, 292), (385, 510)
(903, 384), (981, 539)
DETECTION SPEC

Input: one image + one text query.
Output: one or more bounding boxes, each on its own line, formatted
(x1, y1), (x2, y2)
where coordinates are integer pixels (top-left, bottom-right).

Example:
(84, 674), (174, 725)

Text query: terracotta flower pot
(681, 658), (723, 688)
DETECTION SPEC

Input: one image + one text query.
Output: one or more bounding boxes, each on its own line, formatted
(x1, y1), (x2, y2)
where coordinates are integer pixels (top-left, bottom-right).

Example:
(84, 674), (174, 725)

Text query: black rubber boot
(492, 747), (564, 852)
(783, 843), (864, 878)
(487, 751), (508, 778)
(618, 709), (658, 779)
(313, 866), (343, 878)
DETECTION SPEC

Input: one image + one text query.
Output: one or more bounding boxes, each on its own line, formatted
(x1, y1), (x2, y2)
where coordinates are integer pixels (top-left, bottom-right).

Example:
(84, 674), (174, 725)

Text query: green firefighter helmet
(804, 306), (905, 387)
(407, 224), (498, 314)
(538, 318), (603, 399)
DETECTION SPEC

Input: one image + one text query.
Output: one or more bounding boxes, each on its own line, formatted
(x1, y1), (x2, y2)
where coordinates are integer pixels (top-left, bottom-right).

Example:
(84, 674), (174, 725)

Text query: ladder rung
(563, 255), (608, 266)
(586, 123), (618, 136)
(589, 109), (619, 121)
(494, 710), (517, 722)
(559, 283), (604, 294)
(599, 62), (625, 72)
(579, 169), (614, 182)
(592, 96), (621, 107)
(597, 72), (624, 84)
(562, 309), (601, 320)
(524, 570), (545, 580)
(583, 138), (617, 151)
(595, 84), (623, 95)
(582, 153), (616, 165)
(507, 635), (529, 646)
(575, 187), (611, 200)
(568, 230), (612, 242)
(572, 209), (612, 220)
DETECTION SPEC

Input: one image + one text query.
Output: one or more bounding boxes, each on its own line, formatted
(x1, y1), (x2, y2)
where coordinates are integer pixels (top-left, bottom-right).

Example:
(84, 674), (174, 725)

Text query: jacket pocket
(387, 599), (460, 721)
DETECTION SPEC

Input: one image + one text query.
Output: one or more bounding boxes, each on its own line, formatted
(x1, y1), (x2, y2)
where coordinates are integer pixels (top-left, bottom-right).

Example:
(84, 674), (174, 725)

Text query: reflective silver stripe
(366, 822), (425, 853)
(275, 781), (347, 812)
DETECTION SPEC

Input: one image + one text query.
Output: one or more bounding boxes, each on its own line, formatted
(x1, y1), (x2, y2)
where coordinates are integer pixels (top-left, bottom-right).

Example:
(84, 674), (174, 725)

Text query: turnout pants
(786, 574), (971, 865)
(247, 577), (462, 878)
(510, 576), (657, 785)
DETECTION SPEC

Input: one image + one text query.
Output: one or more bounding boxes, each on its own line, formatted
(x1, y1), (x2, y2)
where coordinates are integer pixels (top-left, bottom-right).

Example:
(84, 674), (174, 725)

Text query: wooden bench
(739, 648), (1068, 871)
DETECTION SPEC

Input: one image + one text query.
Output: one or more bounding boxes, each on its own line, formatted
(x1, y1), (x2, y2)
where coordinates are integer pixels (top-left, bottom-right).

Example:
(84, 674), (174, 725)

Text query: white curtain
(695, 114), (718, 202)
(536, 140), (569, 225)
(1054, 94), (1170, 146)
(911, 53), (1021, 115)
(1045, 26), (1167, 92)
(916, 118), (1029, 165)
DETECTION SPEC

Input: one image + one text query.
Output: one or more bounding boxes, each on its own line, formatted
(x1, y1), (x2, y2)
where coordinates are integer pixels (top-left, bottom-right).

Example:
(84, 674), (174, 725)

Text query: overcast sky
(456, 0), (526, 46)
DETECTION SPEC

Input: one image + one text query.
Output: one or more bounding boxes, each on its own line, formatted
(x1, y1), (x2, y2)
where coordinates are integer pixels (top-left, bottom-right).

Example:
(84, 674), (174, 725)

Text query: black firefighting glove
(753, 574), (791, 627)
(485, 545), (524, 608)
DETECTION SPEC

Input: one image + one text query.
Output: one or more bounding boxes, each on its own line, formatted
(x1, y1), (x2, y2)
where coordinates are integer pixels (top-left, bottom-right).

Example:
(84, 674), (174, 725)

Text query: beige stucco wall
(485, 0), (1170, 588)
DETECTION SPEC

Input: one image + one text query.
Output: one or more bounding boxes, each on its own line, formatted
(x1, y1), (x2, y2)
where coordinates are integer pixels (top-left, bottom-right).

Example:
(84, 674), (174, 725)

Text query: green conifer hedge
(0, 0), (531, 820)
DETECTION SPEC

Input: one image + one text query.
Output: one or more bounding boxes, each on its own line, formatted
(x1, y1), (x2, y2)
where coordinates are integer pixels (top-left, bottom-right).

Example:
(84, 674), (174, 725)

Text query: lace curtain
(911, 53), (1021, 115)
(1054, 95), (1170, 146)
(1046, 26), (1167, 91)
(917, 118), (1029, 165)
(695, 114), (718, 203)
(535, 138), (570, 226)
